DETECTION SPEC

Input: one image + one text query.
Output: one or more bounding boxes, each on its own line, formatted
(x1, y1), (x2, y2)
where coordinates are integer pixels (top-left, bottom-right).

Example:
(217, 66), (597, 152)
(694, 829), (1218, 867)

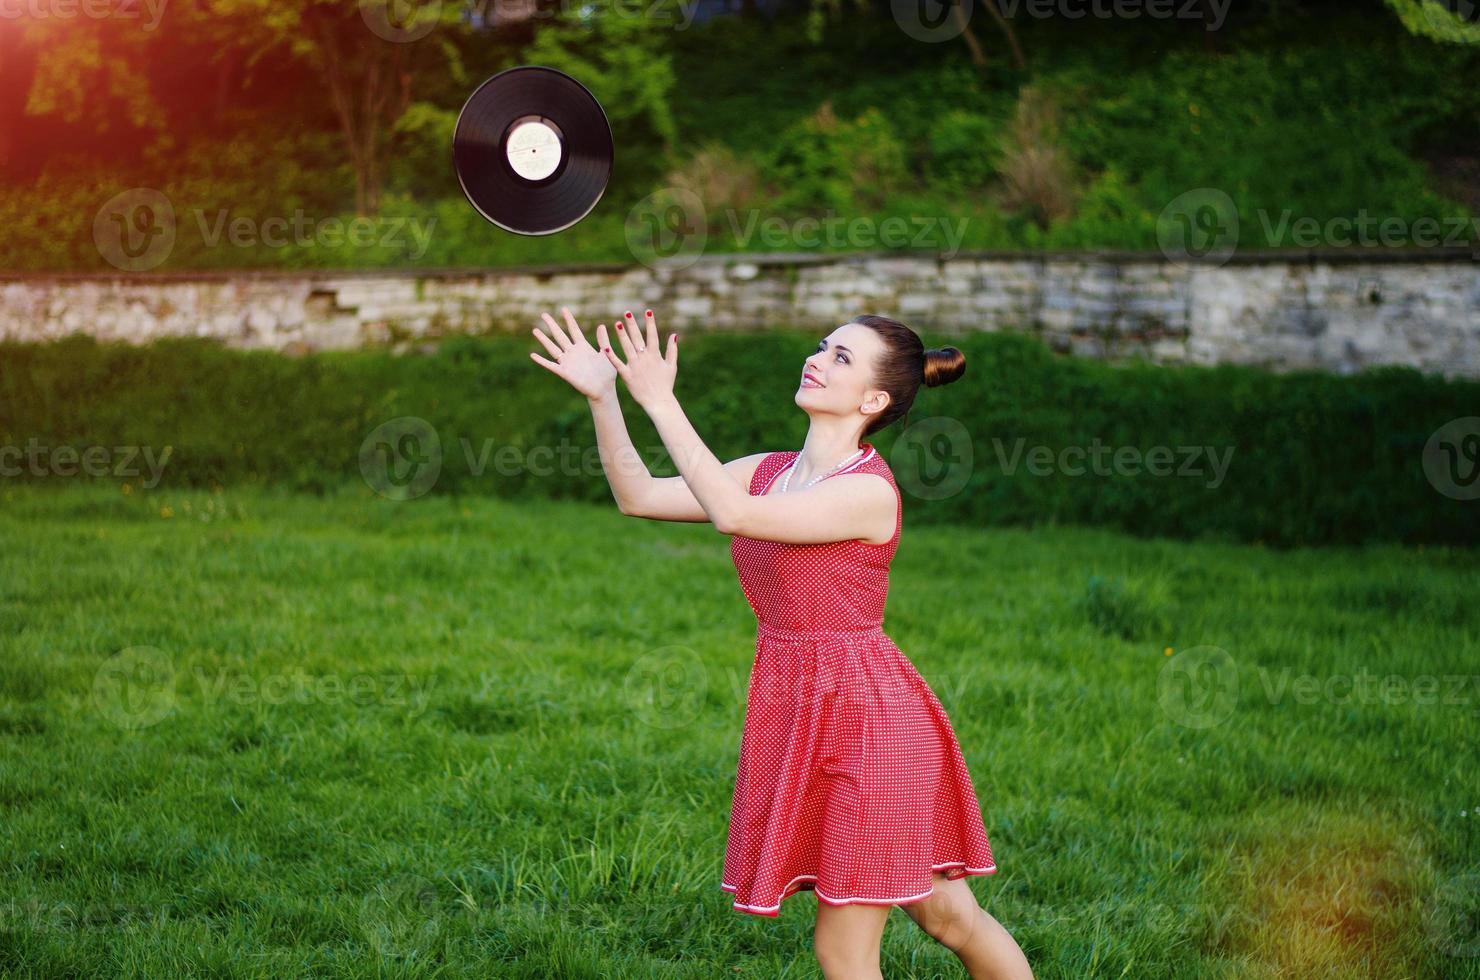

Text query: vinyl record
(452, 66), (614, 237)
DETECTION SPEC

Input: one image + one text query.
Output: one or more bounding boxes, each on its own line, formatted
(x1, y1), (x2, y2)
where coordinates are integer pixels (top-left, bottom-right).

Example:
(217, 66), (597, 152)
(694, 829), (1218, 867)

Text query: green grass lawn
(1, 481), (1476, 978)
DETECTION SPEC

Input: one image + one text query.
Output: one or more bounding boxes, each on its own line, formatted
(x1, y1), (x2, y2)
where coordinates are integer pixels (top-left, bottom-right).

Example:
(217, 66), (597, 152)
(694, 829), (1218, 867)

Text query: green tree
(195, 0), (467, 215)
(522, 8), (679, 196)
(0, 16), (164, 174)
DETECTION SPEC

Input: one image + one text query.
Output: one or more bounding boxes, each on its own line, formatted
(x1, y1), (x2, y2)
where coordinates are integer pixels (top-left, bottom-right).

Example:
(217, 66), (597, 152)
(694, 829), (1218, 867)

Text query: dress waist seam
(756, 621), (886, 639)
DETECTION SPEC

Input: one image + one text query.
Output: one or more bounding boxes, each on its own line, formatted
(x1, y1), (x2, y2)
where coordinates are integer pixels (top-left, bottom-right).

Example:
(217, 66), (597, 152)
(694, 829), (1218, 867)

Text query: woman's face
(797, 322), (886, 417)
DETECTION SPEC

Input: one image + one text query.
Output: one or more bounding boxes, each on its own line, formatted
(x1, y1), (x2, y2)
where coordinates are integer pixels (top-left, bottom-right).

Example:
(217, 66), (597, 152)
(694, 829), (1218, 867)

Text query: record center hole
(505, 118), (563, 182)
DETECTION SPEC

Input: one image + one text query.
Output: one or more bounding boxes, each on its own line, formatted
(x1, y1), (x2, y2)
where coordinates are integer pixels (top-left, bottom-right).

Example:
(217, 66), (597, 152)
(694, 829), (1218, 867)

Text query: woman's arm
(588, 388), (767, 522)
(605, 309), (894, 544)
(646, 389), (896, 543)
(529, 306), (764, 525)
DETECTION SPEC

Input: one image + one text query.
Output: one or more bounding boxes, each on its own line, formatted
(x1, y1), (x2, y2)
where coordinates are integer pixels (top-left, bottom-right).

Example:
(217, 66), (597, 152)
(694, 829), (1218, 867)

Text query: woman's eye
(815, 343), (846, 364)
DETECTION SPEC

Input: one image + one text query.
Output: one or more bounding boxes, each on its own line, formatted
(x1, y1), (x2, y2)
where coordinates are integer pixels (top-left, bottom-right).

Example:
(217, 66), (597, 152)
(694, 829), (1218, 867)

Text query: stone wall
(3, 249), (1477, 377)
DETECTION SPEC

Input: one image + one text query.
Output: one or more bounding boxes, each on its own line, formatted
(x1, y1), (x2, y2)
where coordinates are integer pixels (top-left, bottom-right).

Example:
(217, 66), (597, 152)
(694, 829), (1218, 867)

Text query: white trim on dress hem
(720, 861), (998, 913)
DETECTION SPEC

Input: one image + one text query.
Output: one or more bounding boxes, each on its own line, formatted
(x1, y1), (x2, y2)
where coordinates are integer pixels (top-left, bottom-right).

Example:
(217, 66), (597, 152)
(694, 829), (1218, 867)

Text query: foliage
(2, 329), (1476, 549)
(4, 4), (1479, 270)
(1382, 0), (1480, 44)
(523, 8), (681, 202)
(927, 109), (1005, 193)
(993, 84), (1078, 230)
(766, 103), (913, 212)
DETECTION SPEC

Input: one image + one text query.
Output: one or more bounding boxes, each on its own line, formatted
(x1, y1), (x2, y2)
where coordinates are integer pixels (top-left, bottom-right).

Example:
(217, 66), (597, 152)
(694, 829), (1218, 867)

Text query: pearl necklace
(780, 446), (867, 493)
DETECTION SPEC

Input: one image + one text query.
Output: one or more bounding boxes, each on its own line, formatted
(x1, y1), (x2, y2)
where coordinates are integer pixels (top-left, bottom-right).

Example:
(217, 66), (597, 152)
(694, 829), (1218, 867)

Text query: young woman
(530, 307), (1034, 980)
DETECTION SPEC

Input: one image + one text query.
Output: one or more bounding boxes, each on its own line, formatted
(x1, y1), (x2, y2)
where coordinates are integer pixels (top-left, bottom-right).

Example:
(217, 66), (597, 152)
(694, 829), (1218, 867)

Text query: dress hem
(720, 861), (998, 917)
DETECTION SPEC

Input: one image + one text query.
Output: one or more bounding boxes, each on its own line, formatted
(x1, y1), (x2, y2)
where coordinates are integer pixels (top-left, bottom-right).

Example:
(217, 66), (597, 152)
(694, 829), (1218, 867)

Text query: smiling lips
(801, 372), (823, 388)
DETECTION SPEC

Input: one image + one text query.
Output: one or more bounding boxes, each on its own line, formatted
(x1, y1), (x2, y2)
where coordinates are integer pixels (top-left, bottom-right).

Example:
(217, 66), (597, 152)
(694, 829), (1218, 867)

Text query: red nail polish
(645, 309), (653, 317)
(616, 323), (622, 330)
(625, 311), (633, 319)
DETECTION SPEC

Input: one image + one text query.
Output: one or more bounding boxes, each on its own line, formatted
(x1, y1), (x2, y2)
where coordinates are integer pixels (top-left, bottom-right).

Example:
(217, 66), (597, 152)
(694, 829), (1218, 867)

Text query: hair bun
(922, 346), (966, 388)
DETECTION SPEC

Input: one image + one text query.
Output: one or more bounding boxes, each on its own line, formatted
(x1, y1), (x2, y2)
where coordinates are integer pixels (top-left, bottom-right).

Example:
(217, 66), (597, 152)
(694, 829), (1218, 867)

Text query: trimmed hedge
(1, 330), (1475, 549)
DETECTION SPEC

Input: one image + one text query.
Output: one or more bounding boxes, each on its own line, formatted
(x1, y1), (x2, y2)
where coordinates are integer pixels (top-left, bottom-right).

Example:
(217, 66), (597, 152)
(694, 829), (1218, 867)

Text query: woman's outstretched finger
(560, 307), (587, 345)
(541, 311), (573, 348)
(600, 329), (627, 375)
(623, 311), (646, 351)
(642, 309), (659, 351)
(612, 312), (637, 357)
(531, 326), (564, 362)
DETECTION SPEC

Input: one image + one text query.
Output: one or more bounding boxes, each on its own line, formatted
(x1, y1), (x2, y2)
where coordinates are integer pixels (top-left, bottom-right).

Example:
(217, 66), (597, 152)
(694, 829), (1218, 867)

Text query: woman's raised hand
(605, 309), (677, 411)
(530, 307), (617, 401)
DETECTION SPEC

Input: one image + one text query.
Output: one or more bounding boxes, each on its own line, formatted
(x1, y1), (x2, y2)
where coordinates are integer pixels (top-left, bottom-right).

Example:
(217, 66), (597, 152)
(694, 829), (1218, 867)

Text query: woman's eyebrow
(819, 340), (853, 354)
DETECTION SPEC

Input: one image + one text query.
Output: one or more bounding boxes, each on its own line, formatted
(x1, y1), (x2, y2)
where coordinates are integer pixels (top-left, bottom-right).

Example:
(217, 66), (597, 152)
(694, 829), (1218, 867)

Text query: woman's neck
(791, 439), (867, 485)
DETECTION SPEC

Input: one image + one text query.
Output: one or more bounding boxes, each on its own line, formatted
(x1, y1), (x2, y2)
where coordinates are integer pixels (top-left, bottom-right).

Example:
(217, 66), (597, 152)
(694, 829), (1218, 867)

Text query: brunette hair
(850, 314), (966, 437)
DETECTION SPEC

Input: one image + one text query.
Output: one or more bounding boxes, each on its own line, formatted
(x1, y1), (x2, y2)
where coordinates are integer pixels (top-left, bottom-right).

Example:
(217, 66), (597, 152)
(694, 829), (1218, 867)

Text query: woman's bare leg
(813, 898), (892, 980)
(897, 873), (1034, 980)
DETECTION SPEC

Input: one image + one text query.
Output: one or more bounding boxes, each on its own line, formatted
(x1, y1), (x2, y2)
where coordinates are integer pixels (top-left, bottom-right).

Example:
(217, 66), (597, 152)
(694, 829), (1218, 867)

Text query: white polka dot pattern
(720, 443), (997, 918)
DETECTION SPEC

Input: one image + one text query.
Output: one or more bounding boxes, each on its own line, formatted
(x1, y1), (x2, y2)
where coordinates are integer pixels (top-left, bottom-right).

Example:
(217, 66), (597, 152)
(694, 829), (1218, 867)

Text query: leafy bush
(766, 103), (913, 213)
(927, 110), (1003, 194)
(1050, 40), (1478, 247)
(523, 8), (680, 204)
(3, 330), (1476, 549)
(1038, 165), (1157, 250)
(995, 85), (1079, 230)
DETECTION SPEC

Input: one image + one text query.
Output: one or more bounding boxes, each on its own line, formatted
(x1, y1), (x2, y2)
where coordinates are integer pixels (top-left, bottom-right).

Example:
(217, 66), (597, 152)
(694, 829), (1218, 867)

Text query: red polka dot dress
(720, 442), (998, 917)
